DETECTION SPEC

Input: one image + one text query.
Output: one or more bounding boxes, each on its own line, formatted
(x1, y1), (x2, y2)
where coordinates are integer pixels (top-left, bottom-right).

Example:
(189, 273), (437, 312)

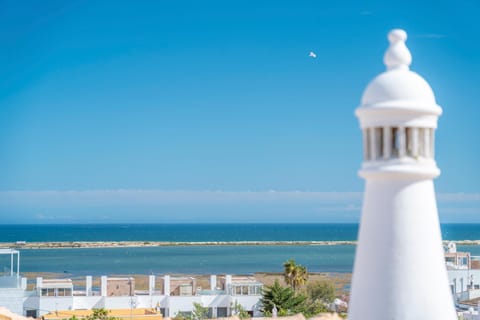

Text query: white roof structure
(38, 279), (73, 289)
(356, 29), (442, 129)
(0, 248), (20, 278)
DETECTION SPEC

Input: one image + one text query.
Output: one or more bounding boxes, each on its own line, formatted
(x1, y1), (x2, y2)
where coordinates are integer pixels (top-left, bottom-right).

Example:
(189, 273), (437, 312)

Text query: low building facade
(13, 274), (263, 318)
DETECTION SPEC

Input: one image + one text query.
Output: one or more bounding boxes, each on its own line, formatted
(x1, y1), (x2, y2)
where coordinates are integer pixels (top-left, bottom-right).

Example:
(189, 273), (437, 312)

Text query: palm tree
(283, 259), (308, 292)
(292, 264), (308, 291)
(283, 259), (296, 288)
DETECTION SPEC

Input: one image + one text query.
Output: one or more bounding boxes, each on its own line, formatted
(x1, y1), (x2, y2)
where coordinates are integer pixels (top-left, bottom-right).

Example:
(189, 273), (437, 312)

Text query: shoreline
(2, 240), (480, 249)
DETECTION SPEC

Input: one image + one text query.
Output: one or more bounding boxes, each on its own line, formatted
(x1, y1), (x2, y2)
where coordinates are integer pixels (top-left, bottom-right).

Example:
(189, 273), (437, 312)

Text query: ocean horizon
(2, 223), (480, 242)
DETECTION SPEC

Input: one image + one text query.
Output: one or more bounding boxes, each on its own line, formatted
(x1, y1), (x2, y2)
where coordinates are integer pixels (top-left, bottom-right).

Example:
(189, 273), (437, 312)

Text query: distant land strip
(1, 240), (480, 249)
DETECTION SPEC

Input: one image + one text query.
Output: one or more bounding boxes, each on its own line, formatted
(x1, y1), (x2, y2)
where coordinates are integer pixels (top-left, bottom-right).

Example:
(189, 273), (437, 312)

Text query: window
(26, 311), (37, 318)
(179, 285), (192, 296)
(235, 286), (241, 295)
(56, 288), (72, 296)
(251, 285), (262, 295)
(217, 308), (228, 317)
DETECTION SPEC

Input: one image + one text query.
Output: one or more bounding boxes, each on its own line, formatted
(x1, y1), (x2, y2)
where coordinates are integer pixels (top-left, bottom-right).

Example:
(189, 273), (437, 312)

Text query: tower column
(350, 177), (454, 319)
(383, 126), (391, 159)
(350, 29), (455, 320)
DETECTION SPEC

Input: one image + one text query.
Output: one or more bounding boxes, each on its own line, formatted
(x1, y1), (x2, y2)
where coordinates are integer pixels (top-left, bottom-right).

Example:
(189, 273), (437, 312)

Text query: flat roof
(40, 279), (73, 289)
(0, 249), (19, 254)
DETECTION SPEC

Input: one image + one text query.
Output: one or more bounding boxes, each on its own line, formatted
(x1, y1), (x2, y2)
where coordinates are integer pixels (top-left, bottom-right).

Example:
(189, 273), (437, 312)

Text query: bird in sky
(309, 51), (317, 58)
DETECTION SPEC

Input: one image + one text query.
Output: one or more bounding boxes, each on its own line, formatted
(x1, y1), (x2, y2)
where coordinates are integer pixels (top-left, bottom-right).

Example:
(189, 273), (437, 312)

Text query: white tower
(348, 29), (456, 320)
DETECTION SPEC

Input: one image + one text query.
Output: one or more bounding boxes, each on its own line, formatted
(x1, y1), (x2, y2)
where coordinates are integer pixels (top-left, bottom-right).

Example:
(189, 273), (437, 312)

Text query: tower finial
(383, 29), (412, 70)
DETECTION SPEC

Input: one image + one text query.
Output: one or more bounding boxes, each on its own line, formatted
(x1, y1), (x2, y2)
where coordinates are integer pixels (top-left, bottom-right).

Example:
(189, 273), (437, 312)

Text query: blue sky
(0, 0), (479, 223)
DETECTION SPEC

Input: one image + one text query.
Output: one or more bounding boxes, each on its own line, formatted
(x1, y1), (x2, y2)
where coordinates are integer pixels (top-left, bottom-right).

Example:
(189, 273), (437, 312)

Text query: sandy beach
(2, 240), (480, 249)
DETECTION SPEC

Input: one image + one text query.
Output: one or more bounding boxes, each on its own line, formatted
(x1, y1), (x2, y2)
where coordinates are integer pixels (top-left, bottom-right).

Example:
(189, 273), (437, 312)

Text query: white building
(444, 243), (480, 305)
(0, 249), (26, 316)
(348, 29), (457, 320)
(0, 270), (263, 318)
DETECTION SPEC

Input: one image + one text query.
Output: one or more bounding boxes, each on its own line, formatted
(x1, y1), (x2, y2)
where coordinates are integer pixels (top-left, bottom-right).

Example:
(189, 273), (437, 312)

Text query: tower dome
(361, 69), (437, 109)
(358, 29), (442, 116)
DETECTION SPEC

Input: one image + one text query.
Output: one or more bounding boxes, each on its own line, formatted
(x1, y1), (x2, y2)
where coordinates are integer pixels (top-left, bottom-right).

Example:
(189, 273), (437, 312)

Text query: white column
(210, 275), (217, 291)
(164, 275), (170, 296)
(101, 276), (107, 297)
(363, 129), (369, 160)
(21, 277), (27, 290)
(383, 126), (391, 159)
(17, 251), (20, 277)
(225, 275), (232, 294)
(149, 275), (155, 295)
(86, 276), (92, 296)
(10, 252), (13, 276)
(398, 127), (406, 157)
(412, 128), (419, 158)
(424, 128), (431, 158)
(36, 277), (43, 296)
(430, 129), (435, 158)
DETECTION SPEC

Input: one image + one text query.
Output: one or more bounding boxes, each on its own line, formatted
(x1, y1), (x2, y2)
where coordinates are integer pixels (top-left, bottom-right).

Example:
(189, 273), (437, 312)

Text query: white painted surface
(86, 276), (92, 296)
(0, 288), (25, 315)
(210, 275), (217, 290)
(164, 275), (170, 296)
(149, 275), (155, 295)
(73, 296), (104, 310)
(349, 29), (456, 320)
(101, 276), (107, 297)
(39, 296), (73, 315)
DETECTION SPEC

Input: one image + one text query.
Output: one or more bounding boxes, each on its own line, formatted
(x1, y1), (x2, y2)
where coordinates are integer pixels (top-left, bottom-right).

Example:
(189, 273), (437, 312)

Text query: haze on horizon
(0, 1), (479, 224)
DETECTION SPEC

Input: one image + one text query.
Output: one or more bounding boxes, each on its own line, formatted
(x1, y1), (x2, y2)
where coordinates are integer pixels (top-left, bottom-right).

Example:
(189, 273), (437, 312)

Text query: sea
(1, 223), (480, 276)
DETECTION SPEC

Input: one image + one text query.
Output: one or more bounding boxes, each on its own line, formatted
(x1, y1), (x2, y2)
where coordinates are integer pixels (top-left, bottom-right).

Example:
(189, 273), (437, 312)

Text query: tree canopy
(260, 280), (307, 316)
(283, 259), (308, 292)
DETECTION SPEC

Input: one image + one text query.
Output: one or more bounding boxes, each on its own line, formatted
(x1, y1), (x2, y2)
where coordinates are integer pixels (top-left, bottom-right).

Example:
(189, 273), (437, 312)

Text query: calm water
(1, 223), (480, 242)
(1, 224), (479, 275)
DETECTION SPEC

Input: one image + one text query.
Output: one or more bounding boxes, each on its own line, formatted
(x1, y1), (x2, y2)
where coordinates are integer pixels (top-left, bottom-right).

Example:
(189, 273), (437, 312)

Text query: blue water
(0, 223), (360, 242)
(1, 223), (480, 242)
(16, 245), (357, 275)
(1, 224), (479, 275)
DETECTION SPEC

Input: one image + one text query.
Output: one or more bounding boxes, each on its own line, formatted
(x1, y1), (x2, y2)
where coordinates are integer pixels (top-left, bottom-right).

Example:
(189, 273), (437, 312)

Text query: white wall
(73, 296), (104, 310)
(38, 297), (74, 316)
(0, 288), (25, 315)
(17, 289), (262, 317)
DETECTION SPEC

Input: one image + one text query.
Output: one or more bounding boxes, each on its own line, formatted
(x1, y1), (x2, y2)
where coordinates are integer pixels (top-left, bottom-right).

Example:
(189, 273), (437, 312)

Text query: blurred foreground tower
(348, 29), (456, 320)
